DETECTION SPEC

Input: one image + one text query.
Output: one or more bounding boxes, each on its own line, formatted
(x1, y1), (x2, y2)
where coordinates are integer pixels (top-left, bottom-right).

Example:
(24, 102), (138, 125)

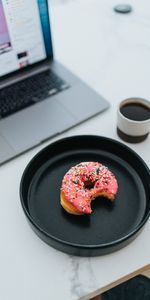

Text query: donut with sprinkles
(60, 162), (118, 215)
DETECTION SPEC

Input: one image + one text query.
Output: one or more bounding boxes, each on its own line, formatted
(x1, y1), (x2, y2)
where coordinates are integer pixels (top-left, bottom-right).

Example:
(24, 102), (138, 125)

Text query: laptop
(0, 0), (109, 165)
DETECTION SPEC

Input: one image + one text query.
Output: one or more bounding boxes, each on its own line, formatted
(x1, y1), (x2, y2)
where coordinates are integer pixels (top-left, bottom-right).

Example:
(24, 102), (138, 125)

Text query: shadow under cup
(117, 98), (150, 143)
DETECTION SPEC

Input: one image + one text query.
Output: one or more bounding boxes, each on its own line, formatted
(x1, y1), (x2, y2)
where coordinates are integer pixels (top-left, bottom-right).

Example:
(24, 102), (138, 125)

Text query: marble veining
(69, 256), (98, 299)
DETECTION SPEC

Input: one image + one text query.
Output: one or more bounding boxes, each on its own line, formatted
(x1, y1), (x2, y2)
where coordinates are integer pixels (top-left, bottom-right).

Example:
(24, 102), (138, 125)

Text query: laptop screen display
(0, 0), (52, 77)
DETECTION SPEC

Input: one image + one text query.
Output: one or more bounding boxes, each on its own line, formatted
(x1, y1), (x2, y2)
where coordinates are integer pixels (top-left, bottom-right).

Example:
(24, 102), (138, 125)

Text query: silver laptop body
(0, 0), (109, 165)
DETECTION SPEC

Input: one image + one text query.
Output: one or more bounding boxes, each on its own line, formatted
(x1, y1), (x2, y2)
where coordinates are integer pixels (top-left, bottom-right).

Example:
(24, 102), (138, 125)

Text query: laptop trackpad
(0, 99), (75, 152)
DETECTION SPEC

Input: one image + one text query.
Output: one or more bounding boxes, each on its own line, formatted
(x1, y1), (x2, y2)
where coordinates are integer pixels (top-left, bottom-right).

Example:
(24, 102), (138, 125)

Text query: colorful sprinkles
(61, 162), (118, 214)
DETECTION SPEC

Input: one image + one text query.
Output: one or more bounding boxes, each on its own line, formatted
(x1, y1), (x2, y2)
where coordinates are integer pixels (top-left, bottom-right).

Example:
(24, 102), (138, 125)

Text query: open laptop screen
(0, 0), (52, 78)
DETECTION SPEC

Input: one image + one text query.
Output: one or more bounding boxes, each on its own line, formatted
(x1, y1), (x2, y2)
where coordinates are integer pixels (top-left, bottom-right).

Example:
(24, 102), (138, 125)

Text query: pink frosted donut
(60, 162), (118, 215)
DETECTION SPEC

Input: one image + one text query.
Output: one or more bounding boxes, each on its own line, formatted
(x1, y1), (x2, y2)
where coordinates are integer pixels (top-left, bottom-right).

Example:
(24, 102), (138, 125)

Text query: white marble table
(0, 0), (150, 299)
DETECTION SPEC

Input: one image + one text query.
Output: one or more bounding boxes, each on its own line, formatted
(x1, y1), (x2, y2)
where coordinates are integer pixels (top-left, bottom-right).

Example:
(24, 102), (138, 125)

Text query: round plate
(20, 135), (150, 256)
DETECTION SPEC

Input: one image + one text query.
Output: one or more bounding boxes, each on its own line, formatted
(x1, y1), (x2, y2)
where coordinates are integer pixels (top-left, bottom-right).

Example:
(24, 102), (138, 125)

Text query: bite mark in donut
(60, 162), (118, 215)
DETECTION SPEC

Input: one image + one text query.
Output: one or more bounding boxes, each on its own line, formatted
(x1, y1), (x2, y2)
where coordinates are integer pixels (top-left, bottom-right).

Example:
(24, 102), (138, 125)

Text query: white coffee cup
(117, 97), (150, 143)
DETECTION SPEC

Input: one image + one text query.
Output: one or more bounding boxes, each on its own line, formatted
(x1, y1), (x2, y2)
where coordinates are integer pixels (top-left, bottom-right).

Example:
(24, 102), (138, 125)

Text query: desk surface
(0, 0), (150, 299)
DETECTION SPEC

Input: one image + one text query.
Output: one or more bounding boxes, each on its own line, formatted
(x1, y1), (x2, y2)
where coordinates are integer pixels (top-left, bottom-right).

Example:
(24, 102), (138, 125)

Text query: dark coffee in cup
(120, 102), (150, 122)
(117, 98), (150, 143)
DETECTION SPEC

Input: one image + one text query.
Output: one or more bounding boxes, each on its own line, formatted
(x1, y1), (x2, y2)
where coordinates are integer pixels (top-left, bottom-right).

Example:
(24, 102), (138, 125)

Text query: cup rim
(118, 97), (150, 124)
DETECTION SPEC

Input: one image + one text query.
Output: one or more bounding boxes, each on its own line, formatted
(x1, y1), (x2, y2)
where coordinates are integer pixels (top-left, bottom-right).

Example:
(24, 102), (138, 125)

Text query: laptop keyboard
(0, 70), (69, 118)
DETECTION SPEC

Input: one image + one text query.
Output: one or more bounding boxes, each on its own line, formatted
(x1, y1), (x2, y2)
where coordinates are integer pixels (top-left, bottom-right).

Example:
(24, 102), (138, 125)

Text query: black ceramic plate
(20, 135), (150, 256)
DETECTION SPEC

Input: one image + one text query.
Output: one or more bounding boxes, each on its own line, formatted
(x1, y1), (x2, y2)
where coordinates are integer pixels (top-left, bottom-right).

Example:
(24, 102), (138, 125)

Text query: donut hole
(84, 180), (95, 190)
